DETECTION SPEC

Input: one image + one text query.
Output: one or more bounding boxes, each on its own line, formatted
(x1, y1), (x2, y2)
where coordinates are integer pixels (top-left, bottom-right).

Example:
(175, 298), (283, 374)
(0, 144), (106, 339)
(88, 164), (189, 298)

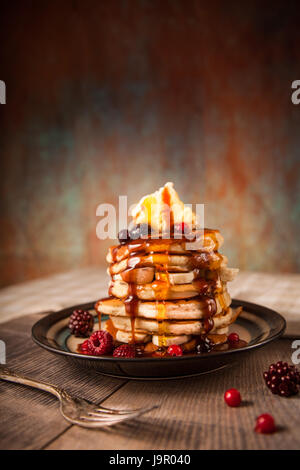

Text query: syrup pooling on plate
(95, 182), (242, 357)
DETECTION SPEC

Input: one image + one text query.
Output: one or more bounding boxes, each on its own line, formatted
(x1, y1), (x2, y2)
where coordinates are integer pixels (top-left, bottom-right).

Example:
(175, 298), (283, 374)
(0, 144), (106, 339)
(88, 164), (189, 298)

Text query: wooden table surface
(0, 269), (300, 450)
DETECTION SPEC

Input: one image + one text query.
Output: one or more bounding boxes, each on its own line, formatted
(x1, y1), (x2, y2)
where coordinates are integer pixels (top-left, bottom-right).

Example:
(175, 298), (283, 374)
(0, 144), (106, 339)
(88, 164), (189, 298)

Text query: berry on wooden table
(263, 361), (300, 397)
(255, 414), (276, 434)
(224, 388), (241, 407)
(196, 336), (213, 354)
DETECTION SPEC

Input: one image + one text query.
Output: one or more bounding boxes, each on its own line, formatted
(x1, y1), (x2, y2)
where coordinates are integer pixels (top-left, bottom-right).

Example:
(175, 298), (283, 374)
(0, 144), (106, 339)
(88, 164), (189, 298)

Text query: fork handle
(0, 365), (62, 399)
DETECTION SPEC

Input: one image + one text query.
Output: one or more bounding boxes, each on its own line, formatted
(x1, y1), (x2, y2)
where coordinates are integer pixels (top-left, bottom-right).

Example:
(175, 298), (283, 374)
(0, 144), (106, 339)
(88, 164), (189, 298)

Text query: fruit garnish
(228, 332), (239, 344)
(224, 388), (241, 407)
(113, 344), (136, 358)
(263, 361), (300, 397)
(68, 309), (94, 337)
(80, 339), (92, 355)
(255, 414), (276, 434)
(118, 229), (130, 244)
(128, 223), (151, 240)
(196, 336), (213, 354)
(134, 345), (145, 357)
(87, 330), (113, 355)
(167, 345), (183, 357)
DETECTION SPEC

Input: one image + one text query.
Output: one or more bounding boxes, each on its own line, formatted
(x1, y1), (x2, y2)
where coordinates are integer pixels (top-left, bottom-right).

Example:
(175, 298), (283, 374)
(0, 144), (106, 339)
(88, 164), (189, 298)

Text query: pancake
(107, 231), (224, 264)
(116, 330), (151, 344)
(109, 279), (222, 301)
(109, 252), (226, 275)
(111, 266), (238, 285)
(219, 267), (239, 282)
(152, 334), (192, 347)
(109, 307), (240, 336)
(112, 267), (156, 284)
(96, 291), (231, 320)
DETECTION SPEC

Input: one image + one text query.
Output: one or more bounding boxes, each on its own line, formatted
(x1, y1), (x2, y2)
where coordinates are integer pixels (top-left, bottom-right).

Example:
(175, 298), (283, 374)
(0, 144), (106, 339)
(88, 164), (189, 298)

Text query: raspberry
(255, 414), (276, 434)
(228, 332), (240, 344)
(88, 330), (113, 355)
(167, 344), (183, 357)
(263, 361), (300, 397)
(68, 309), (94, 337)
(113, 344), (136, 358)
(80, 339), (92, 355)
(224, 388), (241, 407)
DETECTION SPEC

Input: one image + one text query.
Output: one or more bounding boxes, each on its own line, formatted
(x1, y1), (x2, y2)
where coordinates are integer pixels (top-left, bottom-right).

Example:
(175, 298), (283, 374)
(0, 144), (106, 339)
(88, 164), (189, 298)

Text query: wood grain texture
(0, 313), (126, 450)
(1, 312), (300, 450)
(46, 340), (300, 450)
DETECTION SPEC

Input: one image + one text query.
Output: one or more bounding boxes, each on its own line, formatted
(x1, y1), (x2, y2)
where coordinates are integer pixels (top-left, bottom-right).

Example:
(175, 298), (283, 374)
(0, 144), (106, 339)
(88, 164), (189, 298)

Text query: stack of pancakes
(96, 229), (240, 351)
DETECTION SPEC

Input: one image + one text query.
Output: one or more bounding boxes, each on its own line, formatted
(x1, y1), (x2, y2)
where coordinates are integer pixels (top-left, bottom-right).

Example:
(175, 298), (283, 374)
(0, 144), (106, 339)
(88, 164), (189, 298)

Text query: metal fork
(0, 366), (158, 428)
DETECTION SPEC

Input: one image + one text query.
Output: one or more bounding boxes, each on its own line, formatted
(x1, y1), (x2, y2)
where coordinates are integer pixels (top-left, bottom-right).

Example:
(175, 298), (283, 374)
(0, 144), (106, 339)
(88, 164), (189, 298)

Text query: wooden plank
(46, 339), (300, 450)
(0, 313), (126, 450)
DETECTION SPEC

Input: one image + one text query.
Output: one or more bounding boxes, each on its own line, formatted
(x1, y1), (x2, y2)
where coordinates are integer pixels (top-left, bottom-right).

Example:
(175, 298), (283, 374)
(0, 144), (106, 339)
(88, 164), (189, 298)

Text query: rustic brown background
(0, 0), (300, 287)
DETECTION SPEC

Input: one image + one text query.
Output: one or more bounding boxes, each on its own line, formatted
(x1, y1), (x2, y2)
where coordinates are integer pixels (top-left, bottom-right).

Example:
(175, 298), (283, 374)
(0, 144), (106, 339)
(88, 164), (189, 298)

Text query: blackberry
(118, 229), (130, 244)
(68, 310), (94, 337)
(135, 345), (145, 357)
(129, 224), (151, 240)
(196, 335), (213, 354)
(263, 361), (300, 397)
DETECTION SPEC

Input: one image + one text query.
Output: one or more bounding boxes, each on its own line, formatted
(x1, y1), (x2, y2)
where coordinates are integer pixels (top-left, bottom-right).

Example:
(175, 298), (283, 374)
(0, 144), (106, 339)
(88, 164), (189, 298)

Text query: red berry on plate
(255, 414), (276, 434)
(167, 344), (183, 357)
(88, 330), (113, 355)
(80, 339), (91, 355)
(113, 344), (136, 358)
(228, 332), (240, 344)
(224, 388), (241, 407)
(68, 309), (94, 337)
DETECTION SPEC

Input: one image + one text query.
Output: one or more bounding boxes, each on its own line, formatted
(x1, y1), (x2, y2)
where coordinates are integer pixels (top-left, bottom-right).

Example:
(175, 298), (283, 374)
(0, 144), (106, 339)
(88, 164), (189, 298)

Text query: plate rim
(31, 298), (286, 363)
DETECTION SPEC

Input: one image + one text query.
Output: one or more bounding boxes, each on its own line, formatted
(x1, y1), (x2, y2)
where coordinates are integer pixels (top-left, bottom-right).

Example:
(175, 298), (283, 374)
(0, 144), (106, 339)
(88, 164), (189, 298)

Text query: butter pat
(131, 182), (196, 233)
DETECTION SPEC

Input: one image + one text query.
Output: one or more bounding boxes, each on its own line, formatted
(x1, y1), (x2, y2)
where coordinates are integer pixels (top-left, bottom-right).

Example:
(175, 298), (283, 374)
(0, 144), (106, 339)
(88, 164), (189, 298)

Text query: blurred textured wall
(0, 0), (300, 287)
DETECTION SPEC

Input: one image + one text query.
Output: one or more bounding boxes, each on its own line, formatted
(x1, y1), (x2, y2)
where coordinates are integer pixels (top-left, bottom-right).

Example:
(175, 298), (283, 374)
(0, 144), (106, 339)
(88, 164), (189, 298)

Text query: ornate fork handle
(0, 365), (64, 400)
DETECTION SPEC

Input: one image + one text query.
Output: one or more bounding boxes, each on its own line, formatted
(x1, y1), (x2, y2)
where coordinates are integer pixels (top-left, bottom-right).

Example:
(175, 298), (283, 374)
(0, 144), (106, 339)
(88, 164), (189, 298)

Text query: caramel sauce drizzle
(104, 228), (223, 349)
(109, 228), (221, 263)
(152, 259), (171, 347)
(124, 282), (139, 344)
(153, 188), (173, 347)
